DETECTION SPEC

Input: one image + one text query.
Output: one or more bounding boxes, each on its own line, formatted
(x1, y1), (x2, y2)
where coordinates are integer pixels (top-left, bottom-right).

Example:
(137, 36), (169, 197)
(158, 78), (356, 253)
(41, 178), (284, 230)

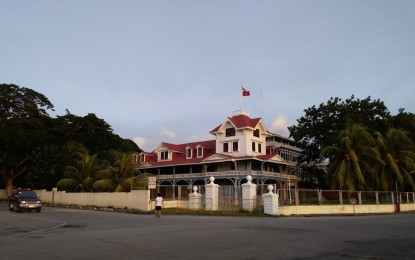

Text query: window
(223, 142), (229, 152)
(226, 128), (235, 137)
(258, 143), (262, 153)
(140, 154), (145, 163)
(252, 142), (256, 152)
(160, 151), (169, 160)
(197, 147), (203, 157)
(186, 148), (192, 159)
(253, 129), (260, 137)
(133, 154), (139, 164)
(233, 141), (238, 151)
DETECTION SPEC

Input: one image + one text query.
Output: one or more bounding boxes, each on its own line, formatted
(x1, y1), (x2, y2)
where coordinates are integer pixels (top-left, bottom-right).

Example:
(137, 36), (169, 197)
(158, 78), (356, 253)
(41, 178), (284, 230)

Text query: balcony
(155, 171), (292, 181)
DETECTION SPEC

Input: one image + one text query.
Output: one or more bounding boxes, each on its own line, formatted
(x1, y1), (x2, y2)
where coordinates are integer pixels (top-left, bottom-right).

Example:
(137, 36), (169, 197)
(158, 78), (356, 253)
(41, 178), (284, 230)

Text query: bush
(57, 179), (80, 192)
(93, 179), (113, 192)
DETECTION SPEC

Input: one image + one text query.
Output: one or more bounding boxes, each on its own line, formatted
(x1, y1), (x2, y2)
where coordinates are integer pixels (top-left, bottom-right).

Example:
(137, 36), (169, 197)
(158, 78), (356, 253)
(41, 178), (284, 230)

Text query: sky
(1, 1), (414, 151)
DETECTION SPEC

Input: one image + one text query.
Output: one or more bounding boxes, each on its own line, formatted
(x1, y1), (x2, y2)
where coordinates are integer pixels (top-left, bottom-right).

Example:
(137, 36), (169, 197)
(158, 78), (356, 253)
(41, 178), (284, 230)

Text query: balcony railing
(156, 171), (290, 180)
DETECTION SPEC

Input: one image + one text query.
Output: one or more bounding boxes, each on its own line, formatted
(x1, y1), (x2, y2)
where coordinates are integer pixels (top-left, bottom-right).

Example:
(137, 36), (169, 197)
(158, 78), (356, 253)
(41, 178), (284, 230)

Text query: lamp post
(288, 162), (308, 205)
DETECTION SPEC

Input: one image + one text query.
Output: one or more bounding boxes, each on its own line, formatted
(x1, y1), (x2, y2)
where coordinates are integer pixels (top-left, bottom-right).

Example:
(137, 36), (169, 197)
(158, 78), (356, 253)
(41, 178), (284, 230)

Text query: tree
(391, 109), (415, 142)
(65, 153), (99, 192)
(289, 95), (390, 163)
(321, 124), (382, 191)
(372, 129), (415, 191)
(0, 84), (54, 195)
(97, 151), (137, 192)
(0, 84), (54, 127)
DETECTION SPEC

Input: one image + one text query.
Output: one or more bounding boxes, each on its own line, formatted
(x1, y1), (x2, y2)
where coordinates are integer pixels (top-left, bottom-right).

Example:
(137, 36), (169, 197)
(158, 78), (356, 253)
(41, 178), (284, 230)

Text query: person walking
(155, 193), (163, 218)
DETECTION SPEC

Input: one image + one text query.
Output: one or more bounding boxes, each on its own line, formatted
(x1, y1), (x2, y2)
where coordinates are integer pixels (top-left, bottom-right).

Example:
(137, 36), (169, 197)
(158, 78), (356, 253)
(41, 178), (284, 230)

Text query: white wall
(34, 190), (151, 211)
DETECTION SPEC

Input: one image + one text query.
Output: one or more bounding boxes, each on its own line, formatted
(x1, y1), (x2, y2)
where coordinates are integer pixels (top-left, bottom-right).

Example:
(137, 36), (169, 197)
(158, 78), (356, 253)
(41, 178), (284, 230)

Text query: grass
(160, 207), (277, 217)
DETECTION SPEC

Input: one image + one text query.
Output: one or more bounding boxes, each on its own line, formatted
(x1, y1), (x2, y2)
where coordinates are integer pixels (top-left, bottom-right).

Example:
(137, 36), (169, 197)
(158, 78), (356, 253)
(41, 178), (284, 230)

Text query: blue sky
(1, 1), (414, 151)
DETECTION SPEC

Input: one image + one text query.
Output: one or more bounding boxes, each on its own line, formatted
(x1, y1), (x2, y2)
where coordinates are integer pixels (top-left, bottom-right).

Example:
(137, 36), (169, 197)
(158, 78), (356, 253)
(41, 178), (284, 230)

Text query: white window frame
(159, 150), (169, 161)
(197, 146), (203, 158)
(186, 147), (192, 159)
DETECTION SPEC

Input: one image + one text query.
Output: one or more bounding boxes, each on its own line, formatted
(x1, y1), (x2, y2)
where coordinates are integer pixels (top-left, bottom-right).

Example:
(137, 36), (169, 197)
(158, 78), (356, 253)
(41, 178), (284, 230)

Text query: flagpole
(240, 84), (243, 112)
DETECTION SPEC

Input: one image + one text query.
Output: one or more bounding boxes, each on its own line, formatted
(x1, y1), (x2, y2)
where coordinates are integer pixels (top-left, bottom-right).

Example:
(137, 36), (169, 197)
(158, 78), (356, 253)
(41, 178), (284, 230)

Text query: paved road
(1, 203), (415, 259)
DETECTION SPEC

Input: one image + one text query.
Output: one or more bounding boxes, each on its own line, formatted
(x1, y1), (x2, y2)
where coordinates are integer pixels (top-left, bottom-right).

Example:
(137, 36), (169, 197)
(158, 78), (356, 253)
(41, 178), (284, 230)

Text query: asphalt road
(1, 202), (415, 259)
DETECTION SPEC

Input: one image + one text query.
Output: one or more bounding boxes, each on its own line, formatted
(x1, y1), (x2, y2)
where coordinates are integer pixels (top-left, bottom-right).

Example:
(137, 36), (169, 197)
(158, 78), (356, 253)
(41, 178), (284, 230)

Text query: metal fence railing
(158, 186), (415, 213)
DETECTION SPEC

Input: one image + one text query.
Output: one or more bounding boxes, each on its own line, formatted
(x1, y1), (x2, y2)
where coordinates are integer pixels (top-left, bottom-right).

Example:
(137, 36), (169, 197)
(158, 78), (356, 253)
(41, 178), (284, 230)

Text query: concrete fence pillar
(263, 185), (279, 215)
(241, 175), (257, 212)
(189, 186), (202, 210)
(205, 176), (219, 211)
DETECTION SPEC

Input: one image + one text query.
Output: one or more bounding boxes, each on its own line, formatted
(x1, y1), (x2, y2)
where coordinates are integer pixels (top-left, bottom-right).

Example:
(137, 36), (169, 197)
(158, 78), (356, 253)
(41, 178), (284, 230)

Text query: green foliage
(92, 179), (113, 192)
(372, 128), (415, 191)
(25, 145), (63, 190)
(321, 124), (382, 191)
(289, 95), (390, 162)
(57, 179), (80, 192)
(1, 84), (141, 192)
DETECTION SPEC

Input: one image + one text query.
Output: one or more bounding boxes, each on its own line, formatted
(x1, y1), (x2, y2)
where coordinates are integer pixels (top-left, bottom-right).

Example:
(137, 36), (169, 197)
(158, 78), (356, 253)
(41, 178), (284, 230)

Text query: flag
(242, 86), (250, 96)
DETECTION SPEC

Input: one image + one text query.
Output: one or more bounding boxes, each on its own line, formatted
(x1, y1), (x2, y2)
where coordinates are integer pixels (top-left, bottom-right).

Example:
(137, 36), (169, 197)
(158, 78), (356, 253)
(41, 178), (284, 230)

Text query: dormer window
(253, 129), (260, 137)
(226, 128), (235, 137)
(140, 154), (146, 163)
(186, 147), (192, 159)
(160, 151), (169, 160)
(197, 146), (203, 157)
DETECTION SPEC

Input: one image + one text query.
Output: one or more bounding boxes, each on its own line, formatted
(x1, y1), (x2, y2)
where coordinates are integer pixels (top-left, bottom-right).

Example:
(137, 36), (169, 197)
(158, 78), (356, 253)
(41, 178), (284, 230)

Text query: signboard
(148, 177), (157, 189)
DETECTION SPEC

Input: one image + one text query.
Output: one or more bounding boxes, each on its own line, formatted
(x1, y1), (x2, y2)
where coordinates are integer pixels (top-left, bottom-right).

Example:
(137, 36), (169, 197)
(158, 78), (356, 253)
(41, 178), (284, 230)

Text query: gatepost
(189, 186), (202, 210)
(205, 176), (219, 211)
(263, 185), (279, 215)
(241, 175), (257, 212)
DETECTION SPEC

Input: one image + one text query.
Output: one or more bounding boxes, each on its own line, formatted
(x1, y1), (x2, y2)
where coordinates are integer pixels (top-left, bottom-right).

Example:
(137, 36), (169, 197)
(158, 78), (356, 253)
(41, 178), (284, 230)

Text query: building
(133, 110), (303, 199)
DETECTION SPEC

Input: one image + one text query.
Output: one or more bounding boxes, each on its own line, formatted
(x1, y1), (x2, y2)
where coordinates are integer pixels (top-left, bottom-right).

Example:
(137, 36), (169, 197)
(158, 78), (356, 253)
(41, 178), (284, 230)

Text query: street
(1, 203), (415, 259)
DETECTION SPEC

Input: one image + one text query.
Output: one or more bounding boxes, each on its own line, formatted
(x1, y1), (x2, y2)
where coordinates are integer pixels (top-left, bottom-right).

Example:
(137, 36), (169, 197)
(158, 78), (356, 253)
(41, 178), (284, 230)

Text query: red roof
(141, 140), (217, 167)
(210, 114), (262, 133)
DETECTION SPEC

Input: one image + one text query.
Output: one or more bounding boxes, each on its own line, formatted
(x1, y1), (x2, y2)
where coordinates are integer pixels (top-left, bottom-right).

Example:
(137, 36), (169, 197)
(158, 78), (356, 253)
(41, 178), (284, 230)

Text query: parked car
(8, 189), (42, 213)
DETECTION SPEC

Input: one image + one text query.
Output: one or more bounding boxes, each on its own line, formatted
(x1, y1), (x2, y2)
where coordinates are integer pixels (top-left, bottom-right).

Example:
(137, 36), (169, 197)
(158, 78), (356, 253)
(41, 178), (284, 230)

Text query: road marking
(5, 212), (67, 236)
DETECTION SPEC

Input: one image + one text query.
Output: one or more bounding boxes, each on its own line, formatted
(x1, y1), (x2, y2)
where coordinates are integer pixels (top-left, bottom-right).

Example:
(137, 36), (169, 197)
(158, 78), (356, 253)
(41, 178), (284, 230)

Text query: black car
(8, 189), (42, 213)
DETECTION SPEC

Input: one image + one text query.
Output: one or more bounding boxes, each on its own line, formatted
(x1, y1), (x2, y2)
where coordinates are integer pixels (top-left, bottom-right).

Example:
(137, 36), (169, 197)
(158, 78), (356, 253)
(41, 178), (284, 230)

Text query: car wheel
(36, 208), (41, 213)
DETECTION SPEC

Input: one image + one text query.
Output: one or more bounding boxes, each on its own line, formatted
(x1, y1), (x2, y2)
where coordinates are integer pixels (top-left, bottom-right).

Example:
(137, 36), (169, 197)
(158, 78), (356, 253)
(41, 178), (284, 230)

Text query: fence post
(295, 189), (299, 206)
(339, 190), (343, 205)
(391, 192), (395, 204)
(318, 190), (322, 205)
(358, 191), (362, 205)
(376, 191), (379, 205)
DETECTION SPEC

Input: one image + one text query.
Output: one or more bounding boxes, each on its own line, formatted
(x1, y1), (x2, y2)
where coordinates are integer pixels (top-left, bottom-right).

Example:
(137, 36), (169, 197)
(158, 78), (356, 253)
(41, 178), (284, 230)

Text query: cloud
(159, 126), (177, 139)
(132, 137), (153, 150)
(269, 116), (291, 137)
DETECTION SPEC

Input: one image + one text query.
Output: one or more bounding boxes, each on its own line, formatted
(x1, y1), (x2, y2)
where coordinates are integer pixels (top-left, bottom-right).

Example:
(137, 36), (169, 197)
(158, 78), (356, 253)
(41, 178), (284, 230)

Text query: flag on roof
(242, 86), (250, 96)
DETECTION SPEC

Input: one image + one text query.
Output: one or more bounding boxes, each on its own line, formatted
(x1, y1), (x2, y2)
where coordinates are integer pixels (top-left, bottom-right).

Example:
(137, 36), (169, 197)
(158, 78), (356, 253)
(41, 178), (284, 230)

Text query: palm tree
(373, 128), (415, 191)
(65, 153), (99, 192)
(321, 123), (382, 191)
(62, 141), (88, 178)
(97, 150), (137, 192)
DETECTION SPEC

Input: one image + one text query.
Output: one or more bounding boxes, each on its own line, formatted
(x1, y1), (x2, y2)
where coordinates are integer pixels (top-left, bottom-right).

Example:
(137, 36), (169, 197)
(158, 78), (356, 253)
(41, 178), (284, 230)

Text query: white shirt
(155, 196), (163, 206)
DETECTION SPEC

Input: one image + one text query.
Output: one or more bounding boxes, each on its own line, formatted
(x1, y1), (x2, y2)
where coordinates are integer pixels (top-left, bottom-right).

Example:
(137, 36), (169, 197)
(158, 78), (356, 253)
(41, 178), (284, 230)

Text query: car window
(18, 191), (38, 199)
